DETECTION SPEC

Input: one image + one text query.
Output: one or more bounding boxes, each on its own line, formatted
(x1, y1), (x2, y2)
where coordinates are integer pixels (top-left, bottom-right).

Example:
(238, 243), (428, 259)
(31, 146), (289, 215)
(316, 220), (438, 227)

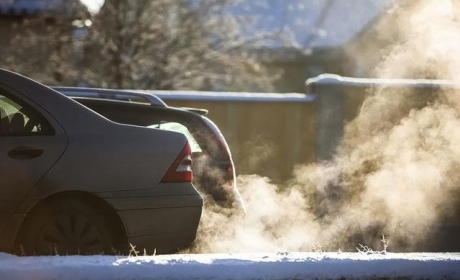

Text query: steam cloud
(192, 0), (460, 253)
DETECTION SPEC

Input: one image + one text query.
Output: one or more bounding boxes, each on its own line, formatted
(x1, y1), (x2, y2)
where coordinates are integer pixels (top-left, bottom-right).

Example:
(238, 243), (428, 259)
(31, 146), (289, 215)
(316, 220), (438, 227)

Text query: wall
(306, 74), (459, 160)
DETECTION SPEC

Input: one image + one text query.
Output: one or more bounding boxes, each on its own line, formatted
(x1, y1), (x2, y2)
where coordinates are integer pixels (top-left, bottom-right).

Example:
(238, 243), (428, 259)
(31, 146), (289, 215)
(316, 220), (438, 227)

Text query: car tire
(16, 197), (121, 256)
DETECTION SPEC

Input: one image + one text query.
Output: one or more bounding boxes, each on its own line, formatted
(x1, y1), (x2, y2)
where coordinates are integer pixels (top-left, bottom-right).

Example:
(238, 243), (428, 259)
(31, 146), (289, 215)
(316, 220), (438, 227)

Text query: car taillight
(161, 142), (193, 183)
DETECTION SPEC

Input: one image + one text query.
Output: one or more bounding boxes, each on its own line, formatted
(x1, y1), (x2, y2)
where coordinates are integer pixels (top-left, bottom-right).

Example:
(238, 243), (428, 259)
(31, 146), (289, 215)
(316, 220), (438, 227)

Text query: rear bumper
(101, 183), (203, 253)
(119, 205), (201, 253)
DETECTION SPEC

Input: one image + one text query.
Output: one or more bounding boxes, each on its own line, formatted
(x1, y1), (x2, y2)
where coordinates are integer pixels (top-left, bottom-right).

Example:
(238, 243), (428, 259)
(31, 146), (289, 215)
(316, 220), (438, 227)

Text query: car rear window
(149, 122), (202, 153)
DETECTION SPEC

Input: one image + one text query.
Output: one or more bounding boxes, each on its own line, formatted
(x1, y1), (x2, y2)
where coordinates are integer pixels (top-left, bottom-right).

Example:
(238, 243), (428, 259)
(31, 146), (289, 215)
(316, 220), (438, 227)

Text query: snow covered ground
(1, 252), (460, 280)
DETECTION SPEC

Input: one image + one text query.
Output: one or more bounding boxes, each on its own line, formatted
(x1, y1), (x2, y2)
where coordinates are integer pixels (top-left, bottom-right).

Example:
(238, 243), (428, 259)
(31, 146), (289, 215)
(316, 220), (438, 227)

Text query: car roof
(52, 86), (168, 107)
(53, 87), (209, 115)
(72, 97), (209, 120)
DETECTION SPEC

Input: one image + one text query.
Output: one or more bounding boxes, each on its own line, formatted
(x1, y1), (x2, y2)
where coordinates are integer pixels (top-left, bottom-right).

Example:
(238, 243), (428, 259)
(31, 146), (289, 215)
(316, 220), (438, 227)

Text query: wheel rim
(39, 214), (104, 255)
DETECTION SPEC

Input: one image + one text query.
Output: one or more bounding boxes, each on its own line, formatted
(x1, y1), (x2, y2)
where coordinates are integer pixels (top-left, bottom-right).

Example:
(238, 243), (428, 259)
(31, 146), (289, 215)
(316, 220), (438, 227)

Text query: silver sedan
(0, 69), (203, 255)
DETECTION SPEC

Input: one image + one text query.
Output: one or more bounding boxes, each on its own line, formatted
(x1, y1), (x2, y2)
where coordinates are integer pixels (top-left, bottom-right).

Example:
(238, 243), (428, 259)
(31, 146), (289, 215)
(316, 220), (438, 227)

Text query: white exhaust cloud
(191, 0), (460, 253)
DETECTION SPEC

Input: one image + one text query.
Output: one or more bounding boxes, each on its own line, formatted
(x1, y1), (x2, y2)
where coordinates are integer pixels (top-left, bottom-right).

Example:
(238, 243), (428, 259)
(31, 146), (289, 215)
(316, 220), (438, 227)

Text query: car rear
(95, 130), (203, 253)
(193, 114), (243, 209)
(0, 71), (203, 255)
(69, 96), (242, 210)
(27, 109), (203, 254)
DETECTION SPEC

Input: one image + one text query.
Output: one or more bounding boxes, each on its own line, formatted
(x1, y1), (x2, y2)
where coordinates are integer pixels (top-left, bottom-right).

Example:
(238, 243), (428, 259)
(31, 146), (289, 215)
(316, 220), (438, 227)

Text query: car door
(0, 87), (67, 240)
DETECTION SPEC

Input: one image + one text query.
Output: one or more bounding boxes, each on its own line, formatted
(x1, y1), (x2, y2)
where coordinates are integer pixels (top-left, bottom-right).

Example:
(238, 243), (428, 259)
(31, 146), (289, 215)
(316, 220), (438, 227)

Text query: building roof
(0, 0), (86, 16)
(233, 0), (391, 49)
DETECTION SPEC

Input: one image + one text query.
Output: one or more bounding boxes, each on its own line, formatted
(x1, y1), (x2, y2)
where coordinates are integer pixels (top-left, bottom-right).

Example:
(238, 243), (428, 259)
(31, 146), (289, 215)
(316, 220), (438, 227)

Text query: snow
(1, 252), (459, 280)
(306, 74), (460, 89)
(232, 0), (391, 48)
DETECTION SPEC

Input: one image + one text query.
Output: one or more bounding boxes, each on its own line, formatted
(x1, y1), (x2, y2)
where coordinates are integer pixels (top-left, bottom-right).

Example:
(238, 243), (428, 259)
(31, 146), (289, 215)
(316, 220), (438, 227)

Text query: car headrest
(0, 107), (11, 134)
(10, 113), (25, 134)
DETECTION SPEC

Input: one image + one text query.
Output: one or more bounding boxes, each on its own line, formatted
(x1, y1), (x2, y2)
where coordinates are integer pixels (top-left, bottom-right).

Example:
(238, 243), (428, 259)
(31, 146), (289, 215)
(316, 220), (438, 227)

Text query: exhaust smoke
(192, 0), (460, 253)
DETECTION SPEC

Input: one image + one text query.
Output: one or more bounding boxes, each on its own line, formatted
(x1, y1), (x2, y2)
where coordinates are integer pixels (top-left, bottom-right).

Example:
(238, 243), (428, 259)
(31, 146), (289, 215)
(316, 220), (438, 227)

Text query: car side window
(0, 91), (54, 136)
(149, 122), (202, 153)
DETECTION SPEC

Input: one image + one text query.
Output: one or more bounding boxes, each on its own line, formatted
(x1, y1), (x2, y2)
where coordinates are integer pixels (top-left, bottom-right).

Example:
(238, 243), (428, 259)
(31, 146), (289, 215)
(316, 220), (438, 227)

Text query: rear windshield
(149, 122), (202, 153)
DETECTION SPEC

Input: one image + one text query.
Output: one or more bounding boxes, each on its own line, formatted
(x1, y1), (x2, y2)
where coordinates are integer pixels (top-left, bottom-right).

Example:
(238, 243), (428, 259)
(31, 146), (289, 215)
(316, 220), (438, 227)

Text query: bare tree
(0, 0), (89, 85)
(83, 0), (279, 91)
(0, 0), (283, 91)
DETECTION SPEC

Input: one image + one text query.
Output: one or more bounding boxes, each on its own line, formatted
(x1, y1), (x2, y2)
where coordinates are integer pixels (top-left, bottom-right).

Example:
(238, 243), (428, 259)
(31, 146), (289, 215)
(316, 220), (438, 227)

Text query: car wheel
(16, 197), (120, 256)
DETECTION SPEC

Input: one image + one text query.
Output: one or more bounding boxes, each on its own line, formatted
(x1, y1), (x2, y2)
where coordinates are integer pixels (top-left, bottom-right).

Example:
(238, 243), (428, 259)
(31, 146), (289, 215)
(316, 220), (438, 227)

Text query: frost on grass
(356, 235), (390, 255)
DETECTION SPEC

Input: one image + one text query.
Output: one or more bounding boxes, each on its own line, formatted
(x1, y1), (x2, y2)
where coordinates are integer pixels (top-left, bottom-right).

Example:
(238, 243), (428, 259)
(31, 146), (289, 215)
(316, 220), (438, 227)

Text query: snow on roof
(233, 0), (392, 49)
(306, 74), (460, 93)
(0, 0), (85, 16)
(0, 252), (459, 280)
(0, 0), (56, 15)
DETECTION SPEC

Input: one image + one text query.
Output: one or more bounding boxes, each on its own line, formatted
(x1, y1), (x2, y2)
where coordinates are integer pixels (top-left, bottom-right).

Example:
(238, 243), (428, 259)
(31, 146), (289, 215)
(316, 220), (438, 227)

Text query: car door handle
(8, 146), (44, 160)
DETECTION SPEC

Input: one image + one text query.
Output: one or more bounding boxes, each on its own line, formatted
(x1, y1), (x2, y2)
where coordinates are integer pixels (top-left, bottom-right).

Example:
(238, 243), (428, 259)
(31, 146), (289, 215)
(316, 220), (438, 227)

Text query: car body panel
(0, 136), (68, 204)
(0, 69), (203, 254)
(0, 213), (25, 251)
(0, 78), (69, 247)
(27, 126), (187, 198)
(120, 207), (201, 253)
(97, 183), (202, 253)
(0, 215), (10, 249)
(0, 84), (68, 210)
